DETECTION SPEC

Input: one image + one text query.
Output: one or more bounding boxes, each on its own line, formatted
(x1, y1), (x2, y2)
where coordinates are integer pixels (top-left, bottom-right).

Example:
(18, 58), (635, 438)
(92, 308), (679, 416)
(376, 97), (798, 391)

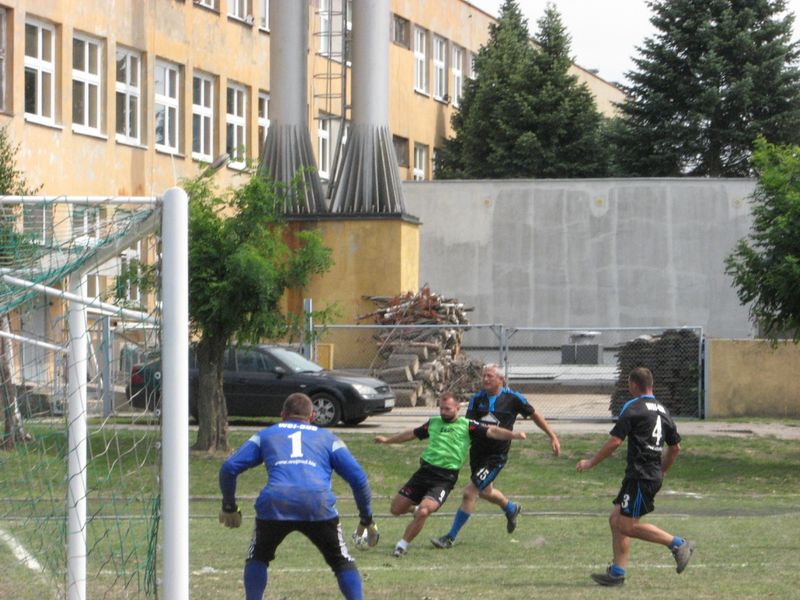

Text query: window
(23, 201), (50, 244)
(318, 115), (331, 180)
(433, 35), (447, 101)
(257, 92), (270, 158)
(24, 19), (56, 123)
(226, 83), (247, 168)
(452, 45), (463, 107)
(393, 135), (409, 168)
(72, 205), (101, 246)
(0, 8), (7, 112)
(413, 143), (427, 181)
(319, 0), (331, 56)
(413, 27), (428, 94)
(116, 48), (142, 144)
(155, 60), (180, 153)
(119, 242), (142, 305)
(228, 0), (251, 21)
(195, 0), (217, 8)
(468, 51), (476, 79)
(259, 0), (269, 30)
(392, 14), (409, 48)
(72, 35), (103, 133)
(319, 0), (351, 62)
(192, 73), (215, 162)
(432, 148), (439, 178)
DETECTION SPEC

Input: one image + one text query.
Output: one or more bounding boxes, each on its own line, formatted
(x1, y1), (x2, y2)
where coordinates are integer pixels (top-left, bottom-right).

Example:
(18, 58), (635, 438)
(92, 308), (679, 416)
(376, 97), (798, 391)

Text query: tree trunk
(192, 335), (229, 452)
(1, 314), (28, 450)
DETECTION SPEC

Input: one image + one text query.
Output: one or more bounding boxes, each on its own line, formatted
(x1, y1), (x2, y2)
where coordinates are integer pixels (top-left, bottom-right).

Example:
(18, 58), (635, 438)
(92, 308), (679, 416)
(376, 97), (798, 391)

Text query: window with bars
(116, 48), (142, 144)
(192, 73), (215, 162)
(155, 60), (180, 153)
(226, 83), (247, 168)
(24, 19), (56, 123)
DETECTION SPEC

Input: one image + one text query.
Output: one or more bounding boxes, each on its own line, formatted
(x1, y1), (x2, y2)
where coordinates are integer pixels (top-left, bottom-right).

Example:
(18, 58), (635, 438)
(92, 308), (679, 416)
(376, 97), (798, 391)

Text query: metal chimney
(259, 0), (327, 214)
(329, 0), (406, 214)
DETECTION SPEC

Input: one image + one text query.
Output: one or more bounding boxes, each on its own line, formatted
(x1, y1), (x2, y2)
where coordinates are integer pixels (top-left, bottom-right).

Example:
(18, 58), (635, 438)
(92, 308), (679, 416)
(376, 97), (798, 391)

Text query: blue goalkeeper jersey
(219, 420), (372, 522)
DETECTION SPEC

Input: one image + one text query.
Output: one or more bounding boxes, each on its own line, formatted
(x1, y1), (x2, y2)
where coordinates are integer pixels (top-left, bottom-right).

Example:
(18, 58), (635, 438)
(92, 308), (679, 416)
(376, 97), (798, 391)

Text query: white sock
(395, 539), (409, 550)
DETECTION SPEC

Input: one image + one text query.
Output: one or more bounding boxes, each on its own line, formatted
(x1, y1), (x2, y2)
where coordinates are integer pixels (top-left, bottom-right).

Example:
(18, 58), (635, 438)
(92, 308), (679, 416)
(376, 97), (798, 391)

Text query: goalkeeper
(219, 393), (378, 600)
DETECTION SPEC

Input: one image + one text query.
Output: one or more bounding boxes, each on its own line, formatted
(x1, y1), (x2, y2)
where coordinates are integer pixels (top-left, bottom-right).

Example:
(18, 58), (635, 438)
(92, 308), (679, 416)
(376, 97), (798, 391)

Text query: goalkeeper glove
(354, 517), (380, 547)
(219, 502), (242, 528)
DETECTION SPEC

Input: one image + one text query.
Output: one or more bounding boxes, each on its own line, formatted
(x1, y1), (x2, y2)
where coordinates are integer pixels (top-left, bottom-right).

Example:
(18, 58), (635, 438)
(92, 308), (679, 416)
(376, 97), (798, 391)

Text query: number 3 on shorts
(621, 493), (630, 509)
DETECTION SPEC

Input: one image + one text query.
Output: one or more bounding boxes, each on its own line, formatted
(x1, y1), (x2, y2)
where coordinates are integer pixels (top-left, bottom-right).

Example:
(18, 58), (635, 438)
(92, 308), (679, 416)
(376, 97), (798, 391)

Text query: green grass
(2, 430), (800, 598)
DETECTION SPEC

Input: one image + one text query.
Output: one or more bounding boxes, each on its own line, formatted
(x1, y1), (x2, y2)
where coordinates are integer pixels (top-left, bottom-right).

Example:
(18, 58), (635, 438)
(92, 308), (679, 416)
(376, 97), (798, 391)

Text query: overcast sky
(469, 0), (800, 85)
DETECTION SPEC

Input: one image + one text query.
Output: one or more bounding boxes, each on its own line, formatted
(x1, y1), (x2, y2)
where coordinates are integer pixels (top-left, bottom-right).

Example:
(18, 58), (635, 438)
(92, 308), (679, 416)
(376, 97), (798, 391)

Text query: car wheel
(311, 393), (341, 427)
(343, 416), (367, 426)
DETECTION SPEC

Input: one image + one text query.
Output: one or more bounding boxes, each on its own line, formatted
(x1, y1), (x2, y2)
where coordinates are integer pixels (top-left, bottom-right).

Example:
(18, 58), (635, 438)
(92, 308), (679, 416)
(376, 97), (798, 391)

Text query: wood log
(385, 353), (420, 373)
(376, 366), (412, 384)
(391, 381), (423, 395)
(393, 388), (418, 407)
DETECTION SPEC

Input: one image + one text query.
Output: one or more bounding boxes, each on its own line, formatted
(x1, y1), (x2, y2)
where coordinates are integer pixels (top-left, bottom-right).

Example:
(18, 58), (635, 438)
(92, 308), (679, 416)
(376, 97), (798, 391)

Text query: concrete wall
(707, 339), (800, 418)
(402, 178), (757, 338)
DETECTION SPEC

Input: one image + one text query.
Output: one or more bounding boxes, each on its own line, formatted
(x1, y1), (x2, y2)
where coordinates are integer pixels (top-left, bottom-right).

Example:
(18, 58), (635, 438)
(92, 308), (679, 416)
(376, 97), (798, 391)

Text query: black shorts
(469, 455), (506, 491)
(398, 462), (459, 506)
(247, 516), (356, 573)
(613, 477), (662, 518)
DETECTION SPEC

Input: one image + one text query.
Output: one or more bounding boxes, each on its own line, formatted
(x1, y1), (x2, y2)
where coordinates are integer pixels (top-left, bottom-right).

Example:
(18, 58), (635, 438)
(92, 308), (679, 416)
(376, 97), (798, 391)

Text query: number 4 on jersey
(651, 415), (663, 446)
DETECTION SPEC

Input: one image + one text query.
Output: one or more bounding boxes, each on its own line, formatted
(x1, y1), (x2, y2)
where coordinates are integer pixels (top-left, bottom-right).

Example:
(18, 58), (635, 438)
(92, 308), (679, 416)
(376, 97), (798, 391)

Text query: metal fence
(312, 324), (704, 419)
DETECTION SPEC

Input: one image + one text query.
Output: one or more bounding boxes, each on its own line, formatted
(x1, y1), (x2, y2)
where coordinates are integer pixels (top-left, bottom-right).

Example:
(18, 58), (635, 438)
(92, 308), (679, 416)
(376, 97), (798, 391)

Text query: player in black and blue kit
(577, 367), (695, 586)
(219, 393), (378, 600)
(432, 364), (561, 548)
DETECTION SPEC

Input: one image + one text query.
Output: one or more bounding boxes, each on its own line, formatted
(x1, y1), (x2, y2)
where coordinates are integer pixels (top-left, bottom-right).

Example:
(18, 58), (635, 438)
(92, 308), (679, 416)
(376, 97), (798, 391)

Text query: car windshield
(268, 347), (323, 373)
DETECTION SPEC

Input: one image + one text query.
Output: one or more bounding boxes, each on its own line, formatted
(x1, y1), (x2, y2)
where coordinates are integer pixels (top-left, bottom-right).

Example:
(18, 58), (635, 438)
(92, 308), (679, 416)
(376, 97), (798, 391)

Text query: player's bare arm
(375, 429), (417, 444)
(486, 426), (526, 441)
(661, 442), (681, 474)
(532, 412), (561, 456)
(576, 435), (623, 472)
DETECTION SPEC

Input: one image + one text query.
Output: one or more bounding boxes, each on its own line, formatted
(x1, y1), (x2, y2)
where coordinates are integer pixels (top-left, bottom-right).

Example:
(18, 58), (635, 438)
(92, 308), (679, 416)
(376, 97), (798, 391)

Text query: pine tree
(613, 0), (800, 176)
(436, 1), (607, 179)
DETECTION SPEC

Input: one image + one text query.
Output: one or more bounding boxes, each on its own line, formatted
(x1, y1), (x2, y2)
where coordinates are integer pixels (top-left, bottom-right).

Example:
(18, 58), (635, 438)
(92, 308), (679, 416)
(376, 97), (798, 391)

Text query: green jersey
(414, 416), (488, 471)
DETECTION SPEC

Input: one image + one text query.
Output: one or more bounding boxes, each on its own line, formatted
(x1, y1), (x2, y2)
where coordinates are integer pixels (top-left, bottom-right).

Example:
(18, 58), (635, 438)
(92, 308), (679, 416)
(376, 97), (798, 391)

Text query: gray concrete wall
(402, 178), (757, 338)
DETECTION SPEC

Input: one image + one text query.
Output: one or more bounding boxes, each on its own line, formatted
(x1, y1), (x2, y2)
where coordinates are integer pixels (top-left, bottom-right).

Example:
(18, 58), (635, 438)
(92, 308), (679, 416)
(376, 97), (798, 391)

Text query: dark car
(126, 345), (395, 427)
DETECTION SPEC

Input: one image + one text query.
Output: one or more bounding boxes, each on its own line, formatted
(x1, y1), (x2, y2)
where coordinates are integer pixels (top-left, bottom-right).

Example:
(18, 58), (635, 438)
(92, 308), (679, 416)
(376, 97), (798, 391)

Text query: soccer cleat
(430, 535), (454, 549)
(506, 503), (521, 534)
(590, 566), (625, 587)
(392, 545), (407, 558)
(672, 539), (695, 573)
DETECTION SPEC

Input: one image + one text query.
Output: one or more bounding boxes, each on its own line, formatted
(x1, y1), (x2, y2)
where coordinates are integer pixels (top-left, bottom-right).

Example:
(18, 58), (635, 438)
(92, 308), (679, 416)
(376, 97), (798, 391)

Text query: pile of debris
(359, 287), (483, 407)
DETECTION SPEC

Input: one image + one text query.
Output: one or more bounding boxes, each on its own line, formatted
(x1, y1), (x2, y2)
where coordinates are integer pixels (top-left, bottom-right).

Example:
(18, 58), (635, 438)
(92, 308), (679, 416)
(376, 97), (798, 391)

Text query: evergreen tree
(613, 0), (800, 176)
(436, 1), (607, 179)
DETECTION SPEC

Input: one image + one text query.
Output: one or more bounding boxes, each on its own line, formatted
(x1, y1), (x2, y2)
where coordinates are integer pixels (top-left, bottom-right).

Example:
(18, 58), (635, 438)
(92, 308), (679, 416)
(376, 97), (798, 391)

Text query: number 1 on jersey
(288, 431), (304, 458)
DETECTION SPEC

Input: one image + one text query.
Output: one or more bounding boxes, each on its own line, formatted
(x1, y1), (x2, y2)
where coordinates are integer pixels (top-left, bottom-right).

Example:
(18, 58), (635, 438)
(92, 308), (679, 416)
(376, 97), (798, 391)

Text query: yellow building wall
(707, 339), (800, 418)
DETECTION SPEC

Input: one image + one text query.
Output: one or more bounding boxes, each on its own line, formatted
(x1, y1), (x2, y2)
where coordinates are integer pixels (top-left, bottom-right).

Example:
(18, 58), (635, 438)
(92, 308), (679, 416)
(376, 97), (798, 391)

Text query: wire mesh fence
(313, 324), (704, 419)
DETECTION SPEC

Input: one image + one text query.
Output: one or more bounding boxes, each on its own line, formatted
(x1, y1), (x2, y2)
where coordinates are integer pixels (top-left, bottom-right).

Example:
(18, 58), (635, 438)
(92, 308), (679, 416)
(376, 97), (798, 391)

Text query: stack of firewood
(358, 287), (482, 407)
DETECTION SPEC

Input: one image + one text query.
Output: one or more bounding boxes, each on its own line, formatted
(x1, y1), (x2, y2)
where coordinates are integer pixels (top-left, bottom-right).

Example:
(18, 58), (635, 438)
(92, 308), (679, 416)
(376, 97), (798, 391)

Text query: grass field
(2, 428), (800, 599)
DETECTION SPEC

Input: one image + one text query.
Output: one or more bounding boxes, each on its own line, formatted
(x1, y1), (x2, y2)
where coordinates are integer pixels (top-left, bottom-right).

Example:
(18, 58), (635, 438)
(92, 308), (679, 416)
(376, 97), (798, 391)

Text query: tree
(725, 137), (800, 342)
(612, 0), (800, 176)
(436, 1), (608, 179)
(186, 172), (332, 452)
(0, 126), (39, 449)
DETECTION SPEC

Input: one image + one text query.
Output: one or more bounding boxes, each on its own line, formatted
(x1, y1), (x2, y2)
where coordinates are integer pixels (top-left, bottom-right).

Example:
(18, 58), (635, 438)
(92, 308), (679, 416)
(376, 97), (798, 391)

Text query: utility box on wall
(561, 344), (602, 365)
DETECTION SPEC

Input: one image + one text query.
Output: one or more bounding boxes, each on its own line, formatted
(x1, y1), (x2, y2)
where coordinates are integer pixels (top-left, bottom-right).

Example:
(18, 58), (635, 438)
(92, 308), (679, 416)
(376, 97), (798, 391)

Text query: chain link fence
(313, 324), (704, 419)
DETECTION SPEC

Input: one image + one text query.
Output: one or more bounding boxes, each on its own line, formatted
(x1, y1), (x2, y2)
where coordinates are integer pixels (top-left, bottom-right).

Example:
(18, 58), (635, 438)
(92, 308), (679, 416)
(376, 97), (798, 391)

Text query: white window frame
(0, 8), (7, 112)
(259, 0), (269, 30)
(257, 91), (270, 158)
(23, 202), (51, 245)
(155, 60), (180, 153)
(72, 205), (101, 247)
(228, 0), (251, 22)
(72, 34), (103, 134)
(195, 0), (217, 8)
(192, 72), (215, 162)
(452, 45), (463, 108)
(413, 143), (427, 181)
(468, 51), (477, 79)
(433, 35), (447, 101)
(120, 242), (142, 305)
(226, 82), (247, 168)
(115, 48), (142, 145)
(319, 0), (332, 57)
(318, 115), (331, 180)
(24, 19), (56, 124)
(413, 27), (428, 94)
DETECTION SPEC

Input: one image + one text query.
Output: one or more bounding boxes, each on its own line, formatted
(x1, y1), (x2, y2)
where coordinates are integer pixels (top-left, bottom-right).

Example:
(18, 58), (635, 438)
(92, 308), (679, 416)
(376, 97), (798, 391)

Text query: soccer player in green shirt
(375, 392), (526, 557)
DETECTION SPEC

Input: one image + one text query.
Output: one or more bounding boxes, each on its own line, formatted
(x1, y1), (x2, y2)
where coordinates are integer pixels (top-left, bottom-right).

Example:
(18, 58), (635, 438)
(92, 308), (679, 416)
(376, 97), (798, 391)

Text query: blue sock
(610, 563), (626, 577)
(336, 569), (363, 600)
(669, 536), (685, 550)
(243, 560), (268, 600)
(505, 500), (518, 516)
(447, 508), (471, 540)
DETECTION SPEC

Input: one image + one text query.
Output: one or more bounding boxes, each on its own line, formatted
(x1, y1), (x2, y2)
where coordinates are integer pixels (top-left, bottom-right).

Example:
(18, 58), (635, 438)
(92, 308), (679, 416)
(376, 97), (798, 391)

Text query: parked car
(126, 345), (395, 427)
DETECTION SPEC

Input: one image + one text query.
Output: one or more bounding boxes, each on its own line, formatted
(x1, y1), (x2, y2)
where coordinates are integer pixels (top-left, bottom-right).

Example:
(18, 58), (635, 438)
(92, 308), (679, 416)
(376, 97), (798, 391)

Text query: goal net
(0, 195), (163, 599)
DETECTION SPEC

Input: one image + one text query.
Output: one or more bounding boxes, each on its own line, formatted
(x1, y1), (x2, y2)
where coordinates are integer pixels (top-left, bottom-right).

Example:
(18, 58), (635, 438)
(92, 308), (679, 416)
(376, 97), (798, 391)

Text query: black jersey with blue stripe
(466, 387), (534, 459)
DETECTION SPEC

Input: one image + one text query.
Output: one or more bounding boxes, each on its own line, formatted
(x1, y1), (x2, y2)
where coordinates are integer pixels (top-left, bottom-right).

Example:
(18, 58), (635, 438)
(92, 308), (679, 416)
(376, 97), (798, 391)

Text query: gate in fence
(312, 324), (704, 420)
